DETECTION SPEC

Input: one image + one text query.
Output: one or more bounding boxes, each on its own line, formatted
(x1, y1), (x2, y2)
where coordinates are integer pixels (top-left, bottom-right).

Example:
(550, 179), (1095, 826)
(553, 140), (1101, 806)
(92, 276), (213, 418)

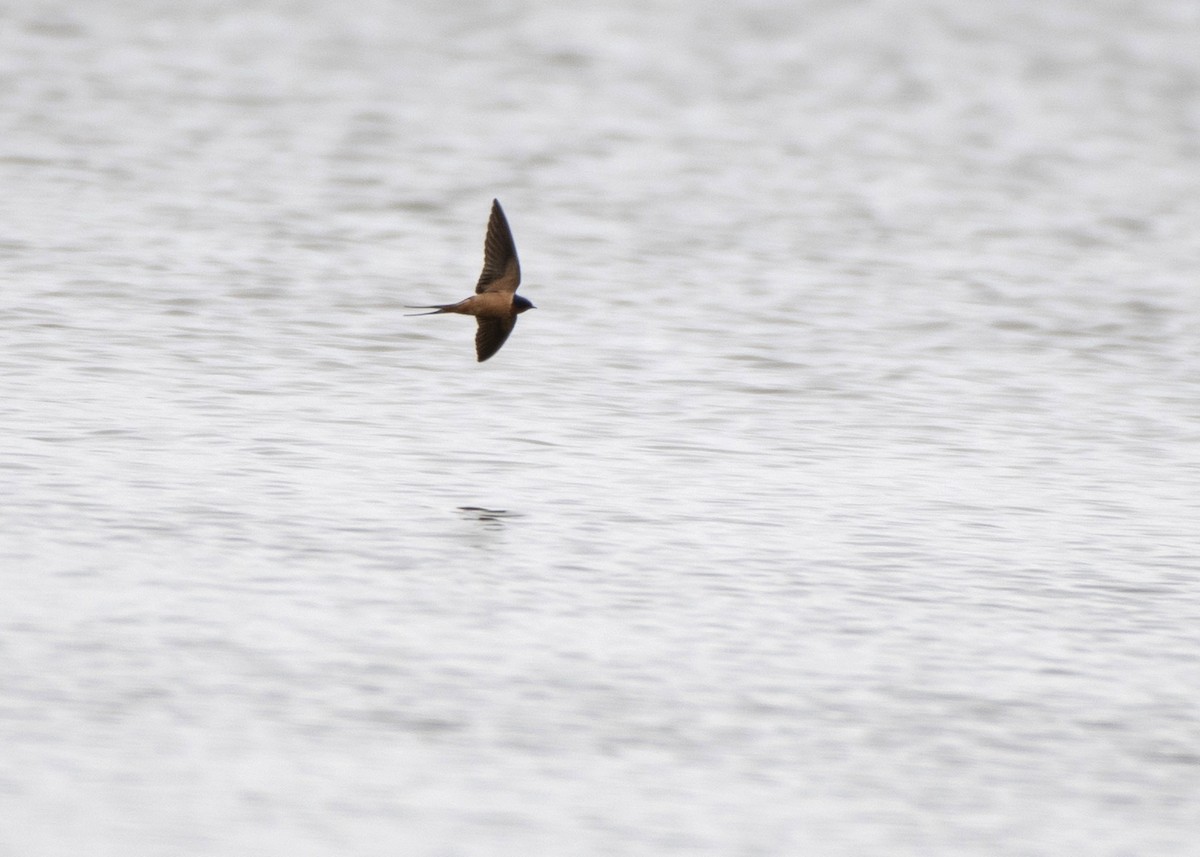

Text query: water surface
(2, 1), (1199, 854)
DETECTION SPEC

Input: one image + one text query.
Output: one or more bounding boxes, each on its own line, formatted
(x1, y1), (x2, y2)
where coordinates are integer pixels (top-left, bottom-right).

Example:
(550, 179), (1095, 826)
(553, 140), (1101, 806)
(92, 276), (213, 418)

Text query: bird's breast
(469, 292), (515, 316)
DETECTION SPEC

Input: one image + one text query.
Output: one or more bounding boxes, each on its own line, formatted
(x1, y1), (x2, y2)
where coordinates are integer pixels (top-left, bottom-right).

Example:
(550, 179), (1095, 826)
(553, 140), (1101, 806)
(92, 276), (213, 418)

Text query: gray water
(3, 1), (1199, 854)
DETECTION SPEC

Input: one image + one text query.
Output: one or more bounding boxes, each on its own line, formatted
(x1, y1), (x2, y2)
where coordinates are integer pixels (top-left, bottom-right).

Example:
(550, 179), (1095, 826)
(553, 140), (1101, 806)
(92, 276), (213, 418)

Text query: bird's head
(513, 295), (536, 313)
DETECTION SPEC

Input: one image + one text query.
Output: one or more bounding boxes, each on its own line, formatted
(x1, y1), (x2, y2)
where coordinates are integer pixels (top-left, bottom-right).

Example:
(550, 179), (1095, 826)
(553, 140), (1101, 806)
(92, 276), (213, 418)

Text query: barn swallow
(407, 199), (535, 362)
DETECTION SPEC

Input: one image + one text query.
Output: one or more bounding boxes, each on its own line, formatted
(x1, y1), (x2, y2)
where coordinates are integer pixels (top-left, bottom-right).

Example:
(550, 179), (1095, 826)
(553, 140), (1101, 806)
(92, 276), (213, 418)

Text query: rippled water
(3, 1), (1199, 854)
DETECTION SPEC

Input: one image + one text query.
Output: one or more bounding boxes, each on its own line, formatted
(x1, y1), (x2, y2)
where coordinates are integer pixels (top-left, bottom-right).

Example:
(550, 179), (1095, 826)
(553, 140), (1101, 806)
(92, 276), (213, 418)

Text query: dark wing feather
(475, 199), (521, 294)
(475, 315), (517, 362)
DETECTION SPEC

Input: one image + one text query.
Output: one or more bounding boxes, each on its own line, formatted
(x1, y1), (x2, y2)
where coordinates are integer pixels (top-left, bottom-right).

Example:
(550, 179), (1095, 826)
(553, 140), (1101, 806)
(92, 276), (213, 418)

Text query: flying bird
(407, 199), (535, 362)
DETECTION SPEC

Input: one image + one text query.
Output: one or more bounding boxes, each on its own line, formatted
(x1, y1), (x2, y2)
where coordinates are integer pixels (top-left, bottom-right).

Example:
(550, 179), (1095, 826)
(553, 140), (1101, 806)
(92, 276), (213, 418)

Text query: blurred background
(2, 1), (1198, 855)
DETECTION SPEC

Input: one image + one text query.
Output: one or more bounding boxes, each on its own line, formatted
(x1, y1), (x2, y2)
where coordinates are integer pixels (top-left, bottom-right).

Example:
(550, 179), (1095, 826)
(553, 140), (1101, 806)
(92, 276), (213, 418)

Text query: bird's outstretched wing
(475, 315), (517, 362)
(475, 199), (521, 294)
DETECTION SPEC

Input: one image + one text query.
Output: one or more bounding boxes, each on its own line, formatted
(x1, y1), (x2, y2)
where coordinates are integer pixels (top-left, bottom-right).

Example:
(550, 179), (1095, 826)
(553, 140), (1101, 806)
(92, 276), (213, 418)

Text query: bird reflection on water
(456, 506), (523, 524)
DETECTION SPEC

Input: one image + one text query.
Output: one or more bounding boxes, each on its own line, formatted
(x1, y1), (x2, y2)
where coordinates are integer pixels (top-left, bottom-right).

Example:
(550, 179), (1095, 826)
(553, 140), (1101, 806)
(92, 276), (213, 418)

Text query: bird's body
(407, 199), (535, 362)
